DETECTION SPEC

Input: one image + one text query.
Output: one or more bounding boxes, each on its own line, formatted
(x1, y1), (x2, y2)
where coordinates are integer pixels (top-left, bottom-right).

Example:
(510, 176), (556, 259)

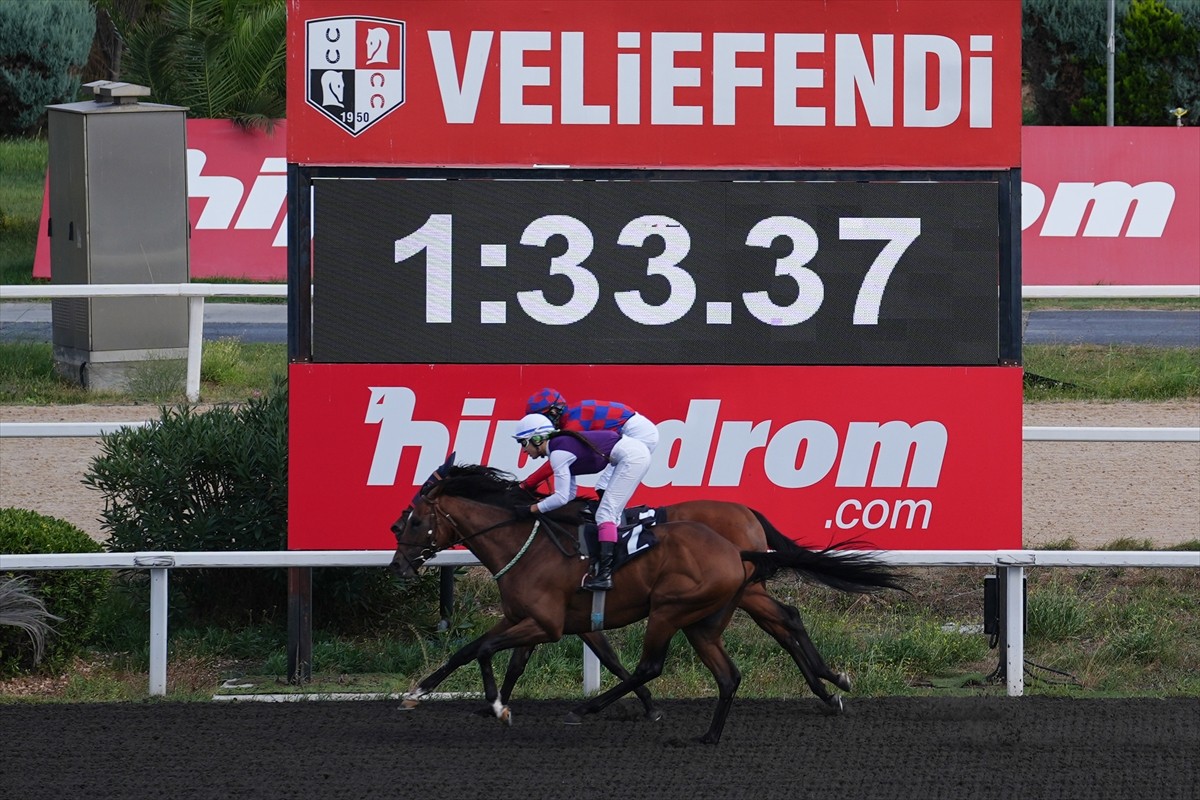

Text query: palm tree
(116, 0), (286, 130)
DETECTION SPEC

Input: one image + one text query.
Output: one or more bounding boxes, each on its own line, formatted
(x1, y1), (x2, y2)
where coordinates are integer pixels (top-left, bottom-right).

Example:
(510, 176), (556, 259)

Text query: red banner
(288, 363), (1023, 551)
(285, 0), (1021, 168)
(1021, 126), (1200, 286)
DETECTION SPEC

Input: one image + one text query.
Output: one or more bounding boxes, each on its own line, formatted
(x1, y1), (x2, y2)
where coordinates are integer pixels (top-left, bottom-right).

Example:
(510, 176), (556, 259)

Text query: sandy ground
(2, 401), (1198, 549)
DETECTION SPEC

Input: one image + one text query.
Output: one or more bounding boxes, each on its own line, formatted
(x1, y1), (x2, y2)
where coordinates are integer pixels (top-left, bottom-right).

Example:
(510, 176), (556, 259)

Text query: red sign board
(288, 363), (1023, 551)
(285, 0), (1021, 168)
(1022, 126), (1200, 286)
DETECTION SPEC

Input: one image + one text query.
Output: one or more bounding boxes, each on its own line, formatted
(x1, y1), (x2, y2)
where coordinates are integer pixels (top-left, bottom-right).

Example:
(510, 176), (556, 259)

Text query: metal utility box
(47, 81), (190, 391)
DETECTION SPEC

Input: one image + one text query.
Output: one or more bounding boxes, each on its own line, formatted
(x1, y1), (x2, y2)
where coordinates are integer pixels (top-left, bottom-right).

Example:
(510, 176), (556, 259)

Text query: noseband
(396, 495), (538, 572)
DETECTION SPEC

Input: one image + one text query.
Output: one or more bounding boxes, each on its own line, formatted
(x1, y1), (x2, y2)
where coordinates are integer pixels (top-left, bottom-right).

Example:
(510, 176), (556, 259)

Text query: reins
(426, 498), (578, 579)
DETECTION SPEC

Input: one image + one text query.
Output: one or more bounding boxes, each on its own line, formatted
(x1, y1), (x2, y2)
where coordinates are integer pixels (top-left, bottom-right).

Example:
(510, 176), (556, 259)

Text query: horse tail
(740, 542), (906, 595)
(750, 507), (802, 554)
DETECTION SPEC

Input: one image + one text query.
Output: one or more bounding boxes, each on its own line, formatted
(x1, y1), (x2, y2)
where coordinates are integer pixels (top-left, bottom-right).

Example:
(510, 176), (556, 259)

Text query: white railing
(2, 283), (1196, 700)
(0, 283), (286, 403)
(1022, 285), (1199, 298)
(3, 548), (1196, 700)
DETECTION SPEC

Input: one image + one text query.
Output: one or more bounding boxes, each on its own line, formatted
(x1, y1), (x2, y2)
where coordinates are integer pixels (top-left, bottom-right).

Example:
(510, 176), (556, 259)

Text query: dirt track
(1, 697), (1196, 799)
(2, 400), (1197, 548)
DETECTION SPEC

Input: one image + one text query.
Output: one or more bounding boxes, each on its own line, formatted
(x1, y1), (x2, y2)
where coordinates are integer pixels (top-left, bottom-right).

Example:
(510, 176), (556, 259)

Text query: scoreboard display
(313, 176), (999, 365)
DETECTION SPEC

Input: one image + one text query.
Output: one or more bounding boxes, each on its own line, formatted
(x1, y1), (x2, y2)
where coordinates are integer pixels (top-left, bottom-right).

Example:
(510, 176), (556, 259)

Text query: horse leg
(564, 620), (677, 726)
(404, 616), (560, 725)
(474, 651), (513, 724)
(681, 620), (741, 745)
(740, 590), (847, 713)
(403, 618), (519, 716)
(778, 599), (854, 693)
(498, 646), (535, 707)
(578, 631), (661, 721)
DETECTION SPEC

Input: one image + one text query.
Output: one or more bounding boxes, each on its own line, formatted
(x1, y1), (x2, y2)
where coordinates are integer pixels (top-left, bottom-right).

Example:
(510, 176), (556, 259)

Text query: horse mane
(435, 464), (586, 525)
(437, 464), (527, 506)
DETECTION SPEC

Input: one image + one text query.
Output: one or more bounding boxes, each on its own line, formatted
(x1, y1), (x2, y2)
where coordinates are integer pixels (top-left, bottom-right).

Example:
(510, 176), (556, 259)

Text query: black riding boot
(583, 542), (614, 591)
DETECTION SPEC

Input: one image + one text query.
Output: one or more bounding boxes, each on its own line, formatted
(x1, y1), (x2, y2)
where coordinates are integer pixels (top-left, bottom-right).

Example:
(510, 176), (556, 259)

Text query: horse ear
(437, 451), (456, 477)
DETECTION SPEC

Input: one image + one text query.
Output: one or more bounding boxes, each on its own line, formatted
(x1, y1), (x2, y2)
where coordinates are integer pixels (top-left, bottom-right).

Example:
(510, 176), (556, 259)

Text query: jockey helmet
(513, 413), (556, 446)
(525, 388), (567, 425)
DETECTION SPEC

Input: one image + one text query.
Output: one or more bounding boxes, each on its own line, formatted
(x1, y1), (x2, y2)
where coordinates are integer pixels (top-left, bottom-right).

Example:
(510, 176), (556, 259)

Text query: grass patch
(1024, 297), (1199, 312)
(1024, 344), (1200, 401)
(0, 340), (285, 405)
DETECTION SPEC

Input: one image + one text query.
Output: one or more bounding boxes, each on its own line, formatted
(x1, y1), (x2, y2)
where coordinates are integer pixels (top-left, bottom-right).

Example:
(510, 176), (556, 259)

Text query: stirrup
(582, 573), (612, 591)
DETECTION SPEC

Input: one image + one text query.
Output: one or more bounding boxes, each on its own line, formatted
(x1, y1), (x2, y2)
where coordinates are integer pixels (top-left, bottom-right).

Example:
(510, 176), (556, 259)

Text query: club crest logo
(306, 16), (405, 136)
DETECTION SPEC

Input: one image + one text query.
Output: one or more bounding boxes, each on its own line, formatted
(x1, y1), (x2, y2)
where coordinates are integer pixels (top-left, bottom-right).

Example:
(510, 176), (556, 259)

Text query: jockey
(512, 412), (651, 591)
(519, 388), (659, 499)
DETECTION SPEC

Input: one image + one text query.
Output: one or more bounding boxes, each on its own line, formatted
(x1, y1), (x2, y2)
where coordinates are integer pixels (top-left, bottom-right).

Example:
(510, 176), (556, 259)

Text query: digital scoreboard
(312, 176), (999, 365)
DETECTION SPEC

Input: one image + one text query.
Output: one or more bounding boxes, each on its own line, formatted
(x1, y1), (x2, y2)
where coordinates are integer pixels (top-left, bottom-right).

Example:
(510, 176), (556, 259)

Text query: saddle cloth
(577, 503), (668, 571)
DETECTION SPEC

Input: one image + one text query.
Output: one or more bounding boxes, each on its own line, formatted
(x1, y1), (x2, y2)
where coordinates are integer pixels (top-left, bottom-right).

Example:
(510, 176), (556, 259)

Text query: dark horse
(391, 464), (904, 744)
(392, 460), (875, 722)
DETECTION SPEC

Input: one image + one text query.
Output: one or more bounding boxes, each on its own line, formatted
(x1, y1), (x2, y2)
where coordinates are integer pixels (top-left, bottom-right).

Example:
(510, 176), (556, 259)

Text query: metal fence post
(149, 568), (168, 696)
(1005, 564), (1025, 697)
(186, 296), (205, 402)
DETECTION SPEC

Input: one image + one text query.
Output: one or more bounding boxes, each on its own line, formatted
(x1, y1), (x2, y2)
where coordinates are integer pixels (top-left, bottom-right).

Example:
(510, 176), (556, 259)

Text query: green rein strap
(494, 519), (540, 579)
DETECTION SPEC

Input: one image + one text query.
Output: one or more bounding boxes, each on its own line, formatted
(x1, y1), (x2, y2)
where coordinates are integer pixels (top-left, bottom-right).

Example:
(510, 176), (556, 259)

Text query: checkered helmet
(525, 388), (567, 425)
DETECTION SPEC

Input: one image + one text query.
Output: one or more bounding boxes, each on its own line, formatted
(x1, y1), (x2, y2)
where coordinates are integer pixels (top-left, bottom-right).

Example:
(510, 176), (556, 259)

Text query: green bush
(83, 378), (418, 632)
(0, 508), (109, 676)
(0, 0), (96, 137)
(84, 380), (290, 625)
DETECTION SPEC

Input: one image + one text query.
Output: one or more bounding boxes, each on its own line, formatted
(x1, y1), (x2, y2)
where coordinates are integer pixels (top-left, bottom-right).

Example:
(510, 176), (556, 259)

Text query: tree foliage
(0, 0), (96, 137)
(116, 0), (286, 129)
(1024, 0), (1200, 125)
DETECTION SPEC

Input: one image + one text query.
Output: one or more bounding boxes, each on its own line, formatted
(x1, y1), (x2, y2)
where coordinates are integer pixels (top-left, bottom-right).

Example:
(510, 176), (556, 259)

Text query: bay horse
(392, 458), (870, 720)
(486, 499), (859, 717)
(390, 464), (904, 744)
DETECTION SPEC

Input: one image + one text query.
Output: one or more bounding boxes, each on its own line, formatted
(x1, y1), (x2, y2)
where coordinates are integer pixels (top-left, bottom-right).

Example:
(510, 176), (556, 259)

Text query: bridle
(395, 493), (533, 572)
(395, 491), (579, 577)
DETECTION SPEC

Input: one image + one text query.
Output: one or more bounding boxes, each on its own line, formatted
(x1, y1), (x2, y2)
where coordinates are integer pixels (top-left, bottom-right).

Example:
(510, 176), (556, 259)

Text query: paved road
(0, 302), (286, 344)
(2, 303), (1198, 347)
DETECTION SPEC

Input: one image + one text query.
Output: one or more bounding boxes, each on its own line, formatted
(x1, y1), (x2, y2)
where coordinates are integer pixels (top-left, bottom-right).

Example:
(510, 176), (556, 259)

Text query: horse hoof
(499, 707), (512, 726)
(563, 711), (583, 726)
(646, 709), (664, 723)
(398, 699), (420, 711)
(823, 695), (845, 715)
(835, 671), (853, 692)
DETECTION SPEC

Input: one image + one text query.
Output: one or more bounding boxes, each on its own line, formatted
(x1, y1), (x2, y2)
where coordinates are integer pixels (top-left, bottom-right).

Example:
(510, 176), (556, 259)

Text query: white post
(583, 648), (601, 694)
(1005, 565), (1025, 697)
(186, 296), (204, 402)
(149, 568), (169, 696)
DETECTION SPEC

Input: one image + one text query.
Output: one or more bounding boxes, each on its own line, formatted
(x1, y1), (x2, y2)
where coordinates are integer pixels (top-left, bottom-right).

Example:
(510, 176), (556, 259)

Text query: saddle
(576, 502), (668, 573)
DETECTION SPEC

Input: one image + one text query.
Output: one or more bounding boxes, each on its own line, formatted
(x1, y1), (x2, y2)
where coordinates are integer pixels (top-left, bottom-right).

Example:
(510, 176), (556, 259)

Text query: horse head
(389, 452), (456, 579)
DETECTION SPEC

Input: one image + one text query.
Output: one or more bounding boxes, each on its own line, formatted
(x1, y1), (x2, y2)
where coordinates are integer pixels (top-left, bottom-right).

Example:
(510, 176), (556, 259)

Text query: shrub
(83, 378), (419, 632)
(0, 508), (109, 676)
(0, 0), (96, 137)
(84, 381), (290, 625)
